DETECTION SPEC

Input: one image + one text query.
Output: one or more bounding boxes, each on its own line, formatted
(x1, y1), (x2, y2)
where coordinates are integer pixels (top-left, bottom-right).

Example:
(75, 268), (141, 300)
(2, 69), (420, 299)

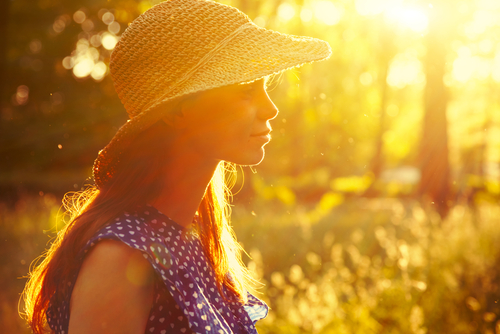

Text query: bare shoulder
(69, 239), (155, 334)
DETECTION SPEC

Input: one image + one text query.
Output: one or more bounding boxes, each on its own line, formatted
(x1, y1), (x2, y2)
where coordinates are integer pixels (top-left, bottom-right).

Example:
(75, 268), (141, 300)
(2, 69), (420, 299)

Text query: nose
(258, 90), (279, 121)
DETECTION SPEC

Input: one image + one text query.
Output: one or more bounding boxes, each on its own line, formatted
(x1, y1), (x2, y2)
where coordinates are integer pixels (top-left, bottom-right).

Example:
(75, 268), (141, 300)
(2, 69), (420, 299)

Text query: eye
(241, 85), (256, 98)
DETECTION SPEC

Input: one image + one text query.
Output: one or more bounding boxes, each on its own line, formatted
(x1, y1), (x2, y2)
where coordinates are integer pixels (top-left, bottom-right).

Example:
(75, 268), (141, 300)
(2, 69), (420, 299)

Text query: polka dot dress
(46, 205), (268, 334)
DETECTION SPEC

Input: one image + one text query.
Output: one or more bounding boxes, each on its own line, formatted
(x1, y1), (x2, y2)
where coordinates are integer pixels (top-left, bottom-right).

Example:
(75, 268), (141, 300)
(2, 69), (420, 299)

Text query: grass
(2, 194), (500, 333)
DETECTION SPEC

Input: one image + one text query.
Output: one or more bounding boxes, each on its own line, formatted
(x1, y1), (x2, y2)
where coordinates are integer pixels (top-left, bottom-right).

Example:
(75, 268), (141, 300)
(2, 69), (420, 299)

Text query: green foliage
(231, 199), (500, 334)
(7, 195), (500, 333)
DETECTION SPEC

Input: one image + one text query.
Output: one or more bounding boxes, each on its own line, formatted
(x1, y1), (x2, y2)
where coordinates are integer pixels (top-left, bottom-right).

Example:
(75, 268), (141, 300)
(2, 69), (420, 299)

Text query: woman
(23, 0), (331, 333)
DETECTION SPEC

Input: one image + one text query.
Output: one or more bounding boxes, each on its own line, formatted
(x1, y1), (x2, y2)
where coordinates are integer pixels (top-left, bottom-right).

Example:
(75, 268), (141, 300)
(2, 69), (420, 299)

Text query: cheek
(189, 116), (251, 154)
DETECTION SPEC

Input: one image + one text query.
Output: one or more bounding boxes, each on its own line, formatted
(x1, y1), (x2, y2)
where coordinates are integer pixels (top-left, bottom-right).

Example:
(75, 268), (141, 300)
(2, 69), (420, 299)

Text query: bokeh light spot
(91, 62), (107, 81)
(62, 56), (74, 69)
(278, 3), (296, 22)
(90, 34), (102, 47)
(81, 19), (95, 32)
(385, 6), (428, 33)
(359, 72), (373, 86)
(73, 58), (94, 78)
(73, 10), (86, 24)
(253, 16), (266, 27)
(108, 21), (121, 34)
(387, 51), (424, 88)
(300, 8), (313, 23)
(314, 1), (343, 26)
(102, 33), (118, 50)
(53, 19), (66, 33)
(29, 39), (42, 54)
(355, 0), (385, 16)
(15, 85), (29, 105)
(102, 12), (115, 25)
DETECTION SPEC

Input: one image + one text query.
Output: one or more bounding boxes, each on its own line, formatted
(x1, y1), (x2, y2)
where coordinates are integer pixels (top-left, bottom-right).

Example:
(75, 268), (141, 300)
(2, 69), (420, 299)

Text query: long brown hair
(22, 120), (253, 334)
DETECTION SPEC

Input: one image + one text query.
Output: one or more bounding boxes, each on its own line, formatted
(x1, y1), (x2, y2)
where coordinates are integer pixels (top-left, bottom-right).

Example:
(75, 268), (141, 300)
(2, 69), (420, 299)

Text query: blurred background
(1, 0), (500, 332)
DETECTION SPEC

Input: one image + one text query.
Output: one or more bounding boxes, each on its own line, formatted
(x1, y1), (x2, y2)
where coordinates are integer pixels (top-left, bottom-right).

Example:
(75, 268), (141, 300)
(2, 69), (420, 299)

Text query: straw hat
(93, 0), (331, 188)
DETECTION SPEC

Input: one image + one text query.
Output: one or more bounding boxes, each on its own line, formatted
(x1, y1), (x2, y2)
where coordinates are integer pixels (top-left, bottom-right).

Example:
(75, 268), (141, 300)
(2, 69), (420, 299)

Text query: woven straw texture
(93, 0), (332, 188)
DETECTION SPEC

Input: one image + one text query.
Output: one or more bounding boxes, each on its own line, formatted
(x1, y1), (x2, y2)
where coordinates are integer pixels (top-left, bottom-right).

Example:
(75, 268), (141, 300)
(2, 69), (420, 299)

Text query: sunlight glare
(385, 6), (428, 33)
(253, 16), (266, 27)
(387, 52), (424, 88)
(355, 0), (389, 16)
(277, 3), (296, 22)
(491, 54), (500, 83)
(314, 1), (343, 26)
(450, 46), (492, 83)
(452, 57), (475, 83)
(478, 0), (500, 10)
(359, 72), (373, 86)
(300, 8), (313, 23)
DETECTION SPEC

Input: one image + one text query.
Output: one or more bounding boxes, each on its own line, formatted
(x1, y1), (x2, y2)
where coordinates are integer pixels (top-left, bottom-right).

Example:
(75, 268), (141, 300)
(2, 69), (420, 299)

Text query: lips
(250, 130), (272, 144)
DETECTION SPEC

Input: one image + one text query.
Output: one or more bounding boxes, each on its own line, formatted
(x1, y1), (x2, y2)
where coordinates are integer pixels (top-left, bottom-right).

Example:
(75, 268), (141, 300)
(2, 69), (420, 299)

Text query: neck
(150, 149), (220, 229)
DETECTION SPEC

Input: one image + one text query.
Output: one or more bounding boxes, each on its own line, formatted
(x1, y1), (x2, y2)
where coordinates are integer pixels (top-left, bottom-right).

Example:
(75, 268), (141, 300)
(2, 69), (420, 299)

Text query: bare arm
(68, 240), (155, 334)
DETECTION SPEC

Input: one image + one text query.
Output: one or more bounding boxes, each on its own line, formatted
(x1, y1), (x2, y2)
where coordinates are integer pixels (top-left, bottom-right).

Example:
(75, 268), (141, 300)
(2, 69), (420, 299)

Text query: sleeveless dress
(46, 205), (268, 334)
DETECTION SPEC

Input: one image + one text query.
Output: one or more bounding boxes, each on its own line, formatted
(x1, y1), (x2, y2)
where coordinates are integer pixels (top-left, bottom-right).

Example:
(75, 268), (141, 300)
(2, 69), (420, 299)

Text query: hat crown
(110, 0), (251, 118)
(94, 0), (331, 189)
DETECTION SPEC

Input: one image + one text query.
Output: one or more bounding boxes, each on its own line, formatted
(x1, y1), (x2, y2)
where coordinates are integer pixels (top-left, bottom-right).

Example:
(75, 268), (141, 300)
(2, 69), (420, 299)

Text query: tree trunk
(364, 21), (395, 197)
(417, 2), (452, 218)
(0, 0), (11, 104)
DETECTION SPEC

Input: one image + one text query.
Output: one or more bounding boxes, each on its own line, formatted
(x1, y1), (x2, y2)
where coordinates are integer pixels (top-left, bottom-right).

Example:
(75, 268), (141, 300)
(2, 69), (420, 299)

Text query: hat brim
(93, 22), (331, 188)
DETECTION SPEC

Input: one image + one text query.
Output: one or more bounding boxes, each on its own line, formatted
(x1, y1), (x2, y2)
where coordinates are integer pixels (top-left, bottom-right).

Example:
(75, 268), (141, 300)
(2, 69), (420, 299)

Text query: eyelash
(242, 87), (256, 98)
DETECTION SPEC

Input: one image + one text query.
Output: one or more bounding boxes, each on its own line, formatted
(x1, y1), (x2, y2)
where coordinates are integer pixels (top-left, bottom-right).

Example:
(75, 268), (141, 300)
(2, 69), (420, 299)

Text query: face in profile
(172, 78), (279, 166)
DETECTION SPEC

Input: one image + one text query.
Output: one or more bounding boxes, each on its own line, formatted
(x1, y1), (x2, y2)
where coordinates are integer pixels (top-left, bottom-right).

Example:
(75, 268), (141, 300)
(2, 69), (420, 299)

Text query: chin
(229, 148), (266, 166)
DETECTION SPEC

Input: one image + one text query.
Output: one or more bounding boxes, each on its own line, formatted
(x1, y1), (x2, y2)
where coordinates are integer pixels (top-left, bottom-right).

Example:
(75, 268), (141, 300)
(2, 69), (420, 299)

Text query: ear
(161, 99), (192, 129)
(161, 110), (183, 129)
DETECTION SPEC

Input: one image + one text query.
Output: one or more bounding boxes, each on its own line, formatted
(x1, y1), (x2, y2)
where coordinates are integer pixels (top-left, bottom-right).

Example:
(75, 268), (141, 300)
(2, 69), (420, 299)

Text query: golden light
(478, 39), (493, 54)
(491, 53), (500, 83)
(313, 1), (343, 26)
(90, 34), (102, 47)
(253, 16), (266, 27)
(88, 47), (100, 61)
(300, 8), (313, 23)
(355, 0), (386, 16)
(82, 19), (94, 32)
(76, 38), (89, 53)
(102, 12), (115, 25)
(359, 72), (373, 86)
(102, 32), (118, 50)
(29, 39), (42, 54)
(384, 6), (428, 33)
(73, 10), (86, 24)
(16, 85), (29, 105)
(387, 51), (424, 88)
(452, 57), (474, 83)
(355, 0), (428, 33)
(108, 21), (121, 34)
(62, 56), (74, 69)
(91, 61), (107, 81)
(138, 0), (152, 14)
(277, 3), (296, 22)
(53, 19), (66, 33)
(73, 58), (94, 78)
(450, 46), (492, 83)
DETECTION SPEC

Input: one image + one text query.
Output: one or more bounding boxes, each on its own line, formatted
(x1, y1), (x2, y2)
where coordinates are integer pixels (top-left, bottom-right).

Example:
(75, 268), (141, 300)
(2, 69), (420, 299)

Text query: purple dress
(46, 205), (268, 334)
